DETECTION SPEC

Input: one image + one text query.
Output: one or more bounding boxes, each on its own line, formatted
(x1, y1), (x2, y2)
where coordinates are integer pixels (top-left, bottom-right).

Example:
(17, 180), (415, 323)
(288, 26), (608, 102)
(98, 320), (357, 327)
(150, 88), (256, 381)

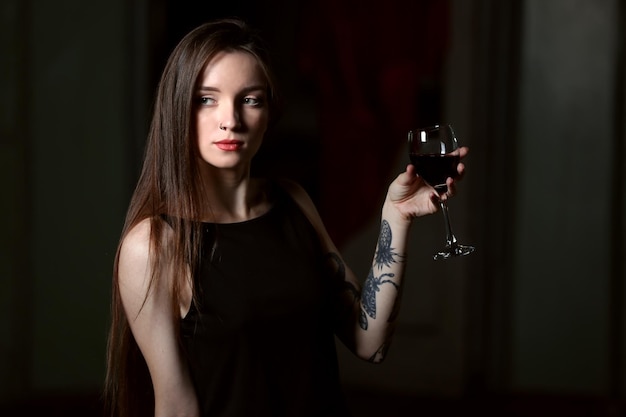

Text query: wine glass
(408, 124), (475, 260)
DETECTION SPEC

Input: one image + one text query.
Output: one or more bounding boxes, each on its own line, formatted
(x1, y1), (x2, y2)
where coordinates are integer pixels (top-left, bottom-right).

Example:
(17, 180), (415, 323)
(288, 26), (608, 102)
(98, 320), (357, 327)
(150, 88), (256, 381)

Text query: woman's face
(194, 51), (270, 171)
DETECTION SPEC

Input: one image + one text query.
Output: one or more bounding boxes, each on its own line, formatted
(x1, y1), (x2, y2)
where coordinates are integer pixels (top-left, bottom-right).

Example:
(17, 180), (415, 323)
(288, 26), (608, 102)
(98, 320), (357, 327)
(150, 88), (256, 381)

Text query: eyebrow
(196, 85), (267, 94)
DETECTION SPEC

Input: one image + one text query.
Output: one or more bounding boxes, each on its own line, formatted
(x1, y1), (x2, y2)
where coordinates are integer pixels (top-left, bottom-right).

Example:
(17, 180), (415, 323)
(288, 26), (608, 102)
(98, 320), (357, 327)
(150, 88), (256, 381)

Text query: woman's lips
(215, 140), (243, 151)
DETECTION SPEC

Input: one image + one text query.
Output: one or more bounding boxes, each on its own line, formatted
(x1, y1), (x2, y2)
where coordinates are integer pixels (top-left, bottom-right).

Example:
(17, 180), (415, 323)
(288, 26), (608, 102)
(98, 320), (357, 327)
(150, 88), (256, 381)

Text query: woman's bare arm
(118, 219), (200, 417)
(280, 151), (467, 363)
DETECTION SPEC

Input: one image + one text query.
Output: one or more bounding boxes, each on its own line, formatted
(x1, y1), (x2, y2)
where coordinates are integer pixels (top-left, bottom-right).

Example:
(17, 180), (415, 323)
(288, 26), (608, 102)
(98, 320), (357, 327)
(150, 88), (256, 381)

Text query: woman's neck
(197, 165), (270, 223)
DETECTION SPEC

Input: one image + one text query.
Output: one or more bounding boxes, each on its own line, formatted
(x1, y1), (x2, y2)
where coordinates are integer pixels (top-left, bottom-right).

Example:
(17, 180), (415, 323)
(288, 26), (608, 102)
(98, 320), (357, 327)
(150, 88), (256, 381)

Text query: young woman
(105, 18), (467, 417)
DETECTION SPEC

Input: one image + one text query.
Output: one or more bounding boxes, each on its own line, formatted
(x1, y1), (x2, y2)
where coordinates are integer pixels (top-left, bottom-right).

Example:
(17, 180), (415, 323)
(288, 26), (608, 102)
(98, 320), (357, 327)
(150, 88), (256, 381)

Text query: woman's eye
(198, 96), (215, 105)
(244, 97), (264, 107)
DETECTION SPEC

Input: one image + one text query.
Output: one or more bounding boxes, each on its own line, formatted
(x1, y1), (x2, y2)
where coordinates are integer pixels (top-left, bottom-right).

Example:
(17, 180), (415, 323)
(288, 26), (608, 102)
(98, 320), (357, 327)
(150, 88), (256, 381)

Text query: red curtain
(298, 0), (450, 247)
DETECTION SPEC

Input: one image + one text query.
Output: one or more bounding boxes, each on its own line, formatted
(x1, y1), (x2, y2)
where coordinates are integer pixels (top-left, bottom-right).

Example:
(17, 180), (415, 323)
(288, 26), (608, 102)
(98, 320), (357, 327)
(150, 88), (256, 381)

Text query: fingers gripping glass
(408, 124), (475, 260)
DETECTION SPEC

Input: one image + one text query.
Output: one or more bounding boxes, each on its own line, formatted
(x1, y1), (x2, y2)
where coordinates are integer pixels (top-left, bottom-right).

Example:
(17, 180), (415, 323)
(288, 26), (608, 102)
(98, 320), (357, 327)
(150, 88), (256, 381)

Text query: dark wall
(1, 1), (625, 416)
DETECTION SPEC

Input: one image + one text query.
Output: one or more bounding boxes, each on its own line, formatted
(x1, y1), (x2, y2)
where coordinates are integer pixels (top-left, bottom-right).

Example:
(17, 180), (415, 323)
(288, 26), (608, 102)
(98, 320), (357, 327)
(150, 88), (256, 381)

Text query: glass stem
(439, 199), (458, 249)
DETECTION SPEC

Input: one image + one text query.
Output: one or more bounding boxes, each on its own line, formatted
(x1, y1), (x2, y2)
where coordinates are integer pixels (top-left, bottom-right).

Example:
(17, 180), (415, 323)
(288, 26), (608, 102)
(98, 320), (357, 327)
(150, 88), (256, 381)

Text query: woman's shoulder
(121, 218), (152, 254)
(117, 217), (177, 298)
(118, 219), (153, 282)
(120, 216), (176, 256)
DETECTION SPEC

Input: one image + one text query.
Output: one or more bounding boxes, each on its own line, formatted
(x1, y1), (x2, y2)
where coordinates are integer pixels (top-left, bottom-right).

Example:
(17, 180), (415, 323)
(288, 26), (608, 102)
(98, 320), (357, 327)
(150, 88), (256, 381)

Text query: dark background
(2, 0), (625, 416)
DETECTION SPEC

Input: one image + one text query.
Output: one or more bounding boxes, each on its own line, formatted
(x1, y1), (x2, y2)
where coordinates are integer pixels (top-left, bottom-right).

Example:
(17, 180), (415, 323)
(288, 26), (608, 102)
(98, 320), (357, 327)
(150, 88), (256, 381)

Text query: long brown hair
(104, 18), (278, 417)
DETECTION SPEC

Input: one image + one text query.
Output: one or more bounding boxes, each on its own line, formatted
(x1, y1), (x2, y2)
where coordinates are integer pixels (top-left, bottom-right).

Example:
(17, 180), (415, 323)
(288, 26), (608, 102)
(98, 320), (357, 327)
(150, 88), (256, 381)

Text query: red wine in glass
(409, 154), (460, 194)
(408, 124), (475, 260)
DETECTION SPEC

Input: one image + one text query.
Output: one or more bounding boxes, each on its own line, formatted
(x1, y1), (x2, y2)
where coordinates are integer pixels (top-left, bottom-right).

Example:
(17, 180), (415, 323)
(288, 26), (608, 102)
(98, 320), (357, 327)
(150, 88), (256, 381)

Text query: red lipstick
(215, 140), (243, 151)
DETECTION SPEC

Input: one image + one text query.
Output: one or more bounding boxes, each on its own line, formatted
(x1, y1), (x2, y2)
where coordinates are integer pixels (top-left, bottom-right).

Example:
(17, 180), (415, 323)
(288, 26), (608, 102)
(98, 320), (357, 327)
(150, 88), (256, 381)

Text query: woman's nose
(218, 102), (241, 130)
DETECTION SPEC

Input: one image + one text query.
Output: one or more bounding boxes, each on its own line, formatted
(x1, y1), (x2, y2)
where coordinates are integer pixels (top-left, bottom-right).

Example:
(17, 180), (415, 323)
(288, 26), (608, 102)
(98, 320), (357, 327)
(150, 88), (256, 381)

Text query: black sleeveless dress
(180, 184), (351, 416)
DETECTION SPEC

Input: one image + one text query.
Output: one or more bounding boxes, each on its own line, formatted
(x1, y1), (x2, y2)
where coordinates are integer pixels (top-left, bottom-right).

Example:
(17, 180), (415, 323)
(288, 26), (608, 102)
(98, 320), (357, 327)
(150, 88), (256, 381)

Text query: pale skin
(118, 51), (468, 416)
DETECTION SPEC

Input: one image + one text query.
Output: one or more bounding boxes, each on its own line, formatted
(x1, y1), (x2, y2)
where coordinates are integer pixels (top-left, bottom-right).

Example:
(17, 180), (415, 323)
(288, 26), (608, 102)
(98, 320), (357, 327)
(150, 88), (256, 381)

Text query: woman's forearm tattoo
(374, 220), (405, 269)
(327, 221), (405, 332)
(360, 268), (397, 330)
(359, 220), (404, 330)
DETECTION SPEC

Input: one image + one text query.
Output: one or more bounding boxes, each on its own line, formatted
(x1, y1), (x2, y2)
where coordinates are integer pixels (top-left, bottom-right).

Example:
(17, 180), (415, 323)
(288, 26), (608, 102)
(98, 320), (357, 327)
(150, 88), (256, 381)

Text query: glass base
(433, 244), (475, 261)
